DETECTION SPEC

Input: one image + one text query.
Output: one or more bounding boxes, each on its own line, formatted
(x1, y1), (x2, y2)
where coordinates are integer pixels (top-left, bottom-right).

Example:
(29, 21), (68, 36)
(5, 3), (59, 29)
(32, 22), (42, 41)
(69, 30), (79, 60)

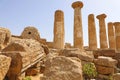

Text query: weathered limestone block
(46, 42), (54, 48)
(94, 56), (117, 67)
(1, 39), (46, 80)
(59, 48), (94, 62)
(65, 43), (72, 48)
(53, 10), (65, 49)
(88, 14), (97, 50)
(42, 56), (83, 80)
(0, 27), (11, 50)
(108, 22), (116, 49)
(96, 65), (114, 75)
(113, 73), (120, 80)
(45, 49), (60, 60)
(93, 49), (116, 58)
(72, 1), (84, 49)
(25, 68), (38, 76)
(114, 53), (120, 68)
(21, 26), (40, 41)
(96, 14), (108, 49)
(114, 22), (120, 53)
(0, 55), (11, 80)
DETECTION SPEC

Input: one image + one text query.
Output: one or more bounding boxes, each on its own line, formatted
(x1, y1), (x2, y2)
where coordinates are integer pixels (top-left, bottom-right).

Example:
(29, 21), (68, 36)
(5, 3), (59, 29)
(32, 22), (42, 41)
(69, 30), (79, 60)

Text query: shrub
(23, 76), (31, 80)
(83, 62), (97, 79)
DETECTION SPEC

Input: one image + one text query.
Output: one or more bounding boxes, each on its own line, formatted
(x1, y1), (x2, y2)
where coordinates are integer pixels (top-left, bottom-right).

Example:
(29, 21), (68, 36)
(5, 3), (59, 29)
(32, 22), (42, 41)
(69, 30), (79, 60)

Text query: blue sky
(0, 0), (120, 47)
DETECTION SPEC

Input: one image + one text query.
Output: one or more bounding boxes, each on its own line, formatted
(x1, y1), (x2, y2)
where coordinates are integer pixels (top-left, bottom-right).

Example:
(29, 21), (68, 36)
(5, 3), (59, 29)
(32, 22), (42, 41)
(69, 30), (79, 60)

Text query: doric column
(96, 14), (108, 49)
(72, 1), (84, 49)
(108, 22), (116, 49)
(53, 10), (65, 49)
(114, 22), (120, 53)
(88, 14), (97, 50)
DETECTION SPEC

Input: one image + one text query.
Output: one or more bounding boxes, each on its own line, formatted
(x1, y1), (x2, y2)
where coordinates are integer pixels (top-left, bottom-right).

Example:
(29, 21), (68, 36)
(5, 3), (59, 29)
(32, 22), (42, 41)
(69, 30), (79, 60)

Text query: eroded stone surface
(59, 48), (94, 62)
(113, 73), (120, 80)
(94, 56), (117, 67)
(42, 56), (83, 80)
(96, 65), (114, 75)
(0, 55), (11, 80)
(21, 26), (40, 41)
(0, 27), (11, 50)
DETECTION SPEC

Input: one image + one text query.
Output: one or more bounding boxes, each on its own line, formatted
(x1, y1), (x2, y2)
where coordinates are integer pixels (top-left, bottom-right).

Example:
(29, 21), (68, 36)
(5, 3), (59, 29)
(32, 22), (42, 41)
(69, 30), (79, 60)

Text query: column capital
(72, 1), (83, 9)
(113, 22), (120, 26)
(88, 14), (94, 20)
(96, 14), (107, 19)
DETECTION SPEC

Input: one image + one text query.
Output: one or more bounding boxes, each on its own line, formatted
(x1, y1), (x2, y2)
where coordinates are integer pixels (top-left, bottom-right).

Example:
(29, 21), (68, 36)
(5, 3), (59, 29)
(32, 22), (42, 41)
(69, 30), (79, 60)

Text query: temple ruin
(1, 1), (120, 80)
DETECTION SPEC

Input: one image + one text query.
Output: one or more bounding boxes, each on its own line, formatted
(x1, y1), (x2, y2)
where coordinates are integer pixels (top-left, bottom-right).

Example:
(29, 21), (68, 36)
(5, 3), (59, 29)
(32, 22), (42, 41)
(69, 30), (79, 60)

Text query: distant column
(96, 14), (108, 49)
(88, 14), (97, 50)
(53, 10), (65, 49)
(108, 22), (116, 49)
(72, 1), (84, 49)
(114, 22), (120, 53)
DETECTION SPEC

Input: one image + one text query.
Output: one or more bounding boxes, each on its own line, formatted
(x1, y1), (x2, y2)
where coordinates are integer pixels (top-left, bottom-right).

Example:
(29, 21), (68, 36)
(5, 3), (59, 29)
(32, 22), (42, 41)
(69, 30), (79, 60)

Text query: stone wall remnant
(21, 26), (40, 41)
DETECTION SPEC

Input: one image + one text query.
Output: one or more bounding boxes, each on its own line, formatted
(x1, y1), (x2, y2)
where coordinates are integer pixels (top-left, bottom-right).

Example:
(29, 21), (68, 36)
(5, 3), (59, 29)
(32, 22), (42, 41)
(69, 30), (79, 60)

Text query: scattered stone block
(113, 73), (120, 80)
(43, 56), (83, 80)
(0, 55), (11, 80)
(96, 65), (114, 75)
(60, 48), (94, 62)
(94, 56), (117, 67)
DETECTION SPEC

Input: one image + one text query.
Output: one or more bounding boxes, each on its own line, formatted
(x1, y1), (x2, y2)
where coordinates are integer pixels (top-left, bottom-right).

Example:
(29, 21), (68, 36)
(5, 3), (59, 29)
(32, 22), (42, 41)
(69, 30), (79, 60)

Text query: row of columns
(53, 1), (120, 53)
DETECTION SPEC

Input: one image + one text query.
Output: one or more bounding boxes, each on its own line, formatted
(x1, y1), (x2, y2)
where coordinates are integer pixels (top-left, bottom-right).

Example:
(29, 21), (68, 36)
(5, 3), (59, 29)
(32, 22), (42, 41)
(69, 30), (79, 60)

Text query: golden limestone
(88, 14), (97, 50)
(108, 22), (116, 50)
(72, 1), (84, 49)
(53, 10), (65, 49)
(96, 14), (108, 49)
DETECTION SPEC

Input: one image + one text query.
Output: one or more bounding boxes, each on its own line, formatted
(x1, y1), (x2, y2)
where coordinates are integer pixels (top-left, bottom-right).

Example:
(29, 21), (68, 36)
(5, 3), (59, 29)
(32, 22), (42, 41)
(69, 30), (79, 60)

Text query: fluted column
(88, 14), (97, 50)
(72, 1), (84, 49)
(108, 22), (116, 49)
(96, 14), (108, 49)
(53, 10), (64, 49)
(114, 22), (120, 53)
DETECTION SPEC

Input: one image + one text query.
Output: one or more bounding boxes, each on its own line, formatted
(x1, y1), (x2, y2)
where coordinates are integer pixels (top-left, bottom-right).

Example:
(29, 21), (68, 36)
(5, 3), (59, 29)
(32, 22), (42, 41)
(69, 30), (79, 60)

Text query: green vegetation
(22, 76), (31, 80)
(83, 62), (97, 79)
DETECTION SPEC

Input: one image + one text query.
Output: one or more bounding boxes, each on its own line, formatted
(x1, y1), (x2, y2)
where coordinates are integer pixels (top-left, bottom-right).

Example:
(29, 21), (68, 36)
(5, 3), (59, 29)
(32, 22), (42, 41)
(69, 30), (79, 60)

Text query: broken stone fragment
(0, 55), (11, 80)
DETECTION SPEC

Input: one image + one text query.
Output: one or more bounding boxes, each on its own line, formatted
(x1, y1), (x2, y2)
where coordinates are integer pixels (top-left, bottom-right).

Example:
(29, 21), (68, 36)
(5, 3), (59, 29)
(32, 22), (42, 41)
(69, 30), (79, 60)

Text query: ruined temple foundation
(96, 14), (108, 49)
(88, 14), (97, 50)
(114, 22), (120, 53)
(108, 22), (116, 49)
(72, 1), (84, 49)
(53, 10), (65, 49)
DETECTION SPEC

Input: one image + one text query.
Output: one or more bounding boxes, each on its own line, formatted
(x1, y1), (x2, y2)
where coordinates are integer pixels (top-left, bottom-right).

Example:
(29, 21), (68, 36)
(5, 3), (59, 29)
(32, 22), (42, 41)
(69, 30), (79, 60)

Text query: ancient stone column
(96, 14), (108, 49)
(88, 14), (97, 50)
(114, 22), (120, 53)
(72, 1), (84, 49)
(53, 10), (64, 49)
(108, 22), (116, 49)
